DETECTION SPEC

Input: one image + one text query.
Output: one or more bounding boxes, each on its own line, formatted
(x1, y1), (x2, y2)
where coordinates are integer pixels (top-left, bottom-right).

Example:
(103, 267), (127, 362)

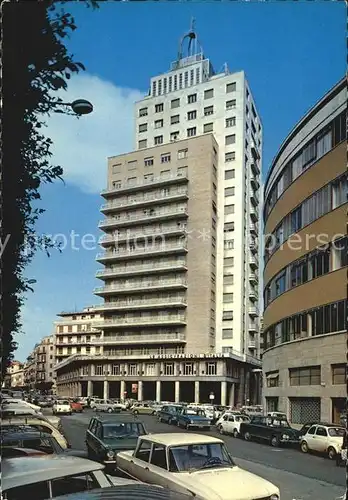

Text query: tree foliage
(1, 0), (98, 376)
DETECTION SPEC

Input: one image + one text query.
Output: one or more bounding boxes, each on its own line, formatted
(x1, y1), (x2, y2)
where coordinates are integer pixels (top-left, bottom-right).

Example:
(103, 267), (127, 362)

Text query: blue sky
(17, 2), (345, 361)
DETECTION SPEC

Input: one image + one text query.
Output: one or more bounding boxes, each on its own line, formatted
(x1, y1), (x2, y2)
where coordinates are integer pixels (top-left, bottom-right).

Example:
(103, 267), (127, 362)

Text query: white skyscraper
(134, 26), (262, 359)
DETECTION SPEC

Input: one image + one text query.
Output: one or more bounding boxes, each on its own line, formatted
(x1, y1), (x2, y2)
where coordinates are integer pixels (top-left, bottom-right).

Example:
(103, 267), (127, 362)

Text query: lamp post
(50, 99), (94, 116)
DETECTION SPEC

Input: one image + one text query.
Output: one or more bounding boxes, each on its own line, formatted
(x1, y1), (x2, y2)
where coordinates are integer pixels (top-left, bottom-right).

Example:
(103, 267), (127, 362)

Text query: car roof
(306, 422), (344, 428)
(51, 484), (192, 500)
(2, 430), (52, 439)
(140, 433), (223, 447)
(92, 415), (142, 424)
(2, 455), (104, 491)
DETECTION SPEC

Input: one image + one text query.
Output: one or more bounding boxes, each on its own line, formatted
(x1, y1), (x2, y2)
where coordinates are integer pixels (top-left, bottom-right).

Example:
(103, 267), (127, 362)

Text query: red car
(70, 400), (83, 413)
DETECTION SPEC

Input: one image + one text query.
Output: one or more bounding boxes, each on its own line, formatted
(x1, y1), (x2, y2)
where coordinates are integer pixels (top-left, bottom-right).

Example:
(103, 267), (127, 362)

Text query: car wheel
(158, 416), (163, 423)
(219, 425), (224, 435)
(233, 429), (239, 438)
(301, 441), (309, 453)
(185, 422), (190, 430)
(244, 432), (251, 441)
(328, 447), (336, 460)
(270, 436), (280, 447)
(177, 421), (181, 427)
(107, 408), (113, 413)
(133, 410), (138, 415)
(152, 410), (156, 415)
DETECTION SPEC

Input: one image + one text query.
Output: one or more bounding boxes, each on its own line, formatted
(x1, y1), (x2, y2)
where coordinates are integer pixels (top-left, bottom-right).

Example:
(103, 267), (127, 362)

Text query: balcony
(96, 242), (188, 262)
(249, 322), (257, 333)
(248, 340), (256, 348)
(94, 278), (188, 296)
(249, 272), (258, 285)
(249, 306), (258, 317)
(100, 188), (189, 213)
(250, 191), (259, 207)
(250, 241), (258, 254)
(249, 290), (258, 302)
(93, 297), (187, 311)
(101, 173), (188, 197)
(96, 260), (187, 279)
(250, 223), (258, 235)
(250, 175), (260, 191)
(99, 208), (188, 229)
(251, 162), (260, 176)
(249, 255), (258, 269)
(95, 314), (187, 329)
(250, 207), (258, 222)
(251, 142), (260, 161)
(99, 225), (186, 246)
(98, 332), (186, 345)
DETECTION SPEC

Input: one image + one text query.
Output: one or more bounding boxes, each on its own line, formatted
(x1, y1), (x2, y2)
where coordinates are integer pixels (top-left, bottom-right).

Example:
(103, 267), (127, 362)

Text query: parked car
(90, 398), (103, 409)
(93, 399), (123, 413)
(70, 400), (84, 413)
(2, 454), (141, 500)
(215, 411), (244, 427)
(158, 405), (183, 425)
(176, 407), (211, 430)
(131, 402), (157, 415)
(116, 433), (280, 500)
(86, 414), (147, 470)
(218, 413), (250, 437)
(239, 415), (299, 447)
(1, 415), (69, 449)
(110, 399), (127, 411)
(2, 398), (41, 412)
(300, 423), (345, 459)
(50, 484), (191, 500)
(53, 400), (72, 415)
(151, 402), (164, 415)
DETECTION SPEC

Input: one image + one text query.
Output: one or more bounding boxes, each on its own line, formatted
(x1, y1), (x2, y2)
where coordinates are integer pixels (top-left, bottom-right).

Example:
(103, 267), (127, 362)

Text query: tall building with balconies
(134, 26), (262, 357)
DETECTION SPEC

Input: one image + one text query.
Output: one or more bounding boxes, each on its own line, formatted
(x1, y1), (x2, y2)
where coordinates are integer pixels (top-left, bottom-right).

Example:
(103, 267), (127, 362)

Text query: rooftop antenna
(177, 18), (202, 61)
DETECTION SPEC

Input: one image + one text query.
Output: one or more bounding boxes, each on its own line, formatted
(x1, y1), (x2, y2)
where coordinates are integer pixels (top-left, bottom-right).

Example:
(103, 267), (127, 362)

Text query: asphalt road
(59, 409), (346, 500)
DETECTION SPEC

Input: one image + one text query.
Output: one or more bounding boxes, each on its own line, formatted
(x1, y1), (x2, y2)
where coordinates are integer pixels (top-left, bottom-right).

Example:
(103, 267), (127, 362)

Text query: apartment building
(134, 27), (262, 357)
(262, 77), (347, 424)
(6, 361), (25, 388)
(23, 335), (56, 391)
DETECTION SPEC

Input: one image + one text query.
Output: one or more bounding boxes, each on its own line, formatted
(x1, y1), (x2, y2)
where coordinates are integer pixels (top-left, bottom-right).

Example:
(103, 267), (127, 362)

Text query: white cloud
(46, 73), (145, 194)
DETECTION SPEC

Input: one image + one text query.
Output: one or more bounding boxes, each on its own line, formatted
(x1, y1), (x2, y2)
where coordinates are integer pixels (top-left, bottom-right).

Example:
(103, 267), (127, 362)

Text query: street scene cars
(53, 400), (72, 415)
(93, 399), (123, 413)
(239, 415), (299, 447)
(85, 415), (147, 468)
(116, 433), (280, 500)
(176, 407), (211, 430)
(217, 413), (250, 437)
(299, 423), (346, 459)
(158, 405), (183, 425)
(131, 402), (157, 415)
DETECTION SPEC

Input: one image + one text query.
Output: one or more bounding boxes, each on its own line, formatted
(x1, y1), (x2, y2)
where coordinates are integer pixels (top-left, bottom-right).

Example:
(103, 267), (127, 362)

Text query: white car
(2, 454), (146, 499)
(117, 433), (280, 500)
(94, 399), (123, 413)
(53, 399), (72, 415)
(218, 413), (250, 437)
(215, 411), (244, 427)
(300, 424), (345, 459)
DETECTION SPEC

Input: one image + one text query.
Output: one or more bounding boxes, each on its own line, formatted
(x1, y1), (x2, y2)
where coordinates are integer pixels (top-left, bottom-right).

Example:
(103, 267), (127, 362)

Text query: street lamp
(51, 99), (94, 116)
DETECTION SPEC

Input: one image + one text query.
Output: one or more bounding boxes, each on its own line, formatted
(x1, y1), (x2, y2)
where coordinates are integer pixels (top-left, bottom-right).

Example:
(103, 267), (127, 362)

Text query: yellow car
(131, 402), (156, 415)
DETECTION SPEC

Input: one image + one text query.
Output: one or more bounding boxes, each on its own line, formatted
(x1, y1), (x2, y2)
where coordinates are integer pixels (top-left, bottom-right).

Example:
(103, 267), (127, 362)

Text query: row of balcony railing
(96, 242), (188, 261)
(101, 172), (188, 195)
(100, 188), (188, 211)
(96, 260), (187, 278)
(94, 278), (187, 294)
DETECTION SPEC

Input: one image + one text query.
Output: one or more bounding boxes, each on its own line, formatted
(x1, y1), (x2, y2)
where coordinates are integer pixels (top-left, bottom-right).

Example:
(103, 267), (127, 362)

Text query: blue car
(176, 407), (211, 430)
(158, 405), (182, 425)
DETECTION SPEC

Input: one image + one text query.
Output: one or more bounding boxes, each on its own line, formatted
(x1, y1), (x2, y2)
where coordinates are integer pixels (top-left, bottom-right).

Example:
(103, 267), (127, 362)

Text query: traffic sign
(209, 392), (215, 400)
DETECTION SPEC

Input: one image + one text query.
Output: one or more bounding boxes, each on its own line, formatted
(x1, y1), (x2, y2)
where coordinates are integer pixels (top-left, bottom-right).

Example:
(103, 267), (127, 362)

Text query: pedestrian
(87, 397), (91, 408)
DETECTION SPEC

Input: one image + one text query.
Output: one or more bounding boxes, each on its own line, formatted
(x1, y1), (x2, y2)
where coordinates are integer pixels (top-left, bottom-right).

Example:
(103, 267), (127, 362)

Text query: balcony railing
(97, 314), (186, 328)
(251, 162), (260, 176)
(249, 273), (258, 284)
(99, 225), (186, 244)
(250, 207), (259, 222)
(100, 188), (188, 212)
(94, 278), (188, 295)
(93, 297), (187, 310)
(96, 242), (188, 261)
(249, 306), (258, 316)
(96, 260), (187, 278)
(249, 256), (258, 269)
(250, 191), (259, 207)
(248, 340), (256, 348)
(250, 175), (260, 191)
(101, 173), (188, 196)
(99, 207), (188, 229)
(99, 332), (186, 344)
(250, 223), (258, 235)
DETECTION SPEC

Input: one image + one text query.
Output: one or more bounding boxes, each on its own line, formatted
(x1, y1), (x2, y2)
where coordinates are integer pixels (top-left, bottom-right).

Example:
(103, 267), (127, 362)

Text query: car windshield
(58, 400), (69, 405)
(328, 427), (345, 437)
(103, 422), (145, 439)
(169, 442), (234, 472)
(186, 409), (205, 416)
(270, 419), (290, 428)
(235, 416), (249, 422)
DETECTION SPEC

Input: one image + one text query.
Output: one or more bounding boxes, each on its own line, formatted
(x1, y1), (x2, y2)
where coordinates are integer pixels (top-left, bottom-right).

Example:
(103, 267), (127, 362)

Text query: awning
(266, 373), (279, 379)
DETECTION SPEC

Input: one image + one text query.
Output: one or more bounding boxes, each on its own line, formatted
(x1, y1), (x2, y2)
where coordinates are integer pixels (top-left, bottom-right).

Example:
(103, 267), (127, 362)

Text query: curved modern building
(262, 78), (347, 424)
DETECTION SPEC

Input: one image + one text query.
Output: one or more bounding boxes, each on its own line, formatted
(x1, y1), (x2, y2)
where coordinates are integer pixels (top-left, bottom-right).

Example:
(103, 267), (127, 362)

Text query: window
(223, 310), (233, 320)
(225, 204), (234, 215)
(112, 163), (122, 174)
(127, 160), (137, 170)
(226, 117), (236, 128)
(139, 107), (148, 117)
(129, 364), (137, 376)
(289, 366), (321, 386)
(187, 110), (197, 120)
(112, 364), (120, 375)
(332, 175), (348, 208)
(188, 94), (197, 103)
(302, 139), (316, 169)
(222, 329), (233, 339)
(225, 187), (235, 197)
(155, 119), (163, 129)
(150, 444), (167, 469)
(96, 365), (103, 376)
(204, 123), (213, 133)
(316, 426), (328, 437)
(154, 135), (163, 145)
(225, 134), (236, 146)
(275, 272), (286, 295)
(170, 131), (179, 141)
(161, 153), (171, 163)
(291, 206), (302, 233)
(226, 99), (236, 110)
(266, 372), (279, 387)
(171, 115), (180, 124)
(164, 363), (174, 375)
(155, 103), (164, 113)
(333, 110), (347, 146)
(144, 157), (154, 167)
(335, 237), (348, 267)
(139, 123), (147, 133)
(223, 293), (233, 302)
(226, 82), (236, 93)
(171, 98), (180, 109)
(204, 105), (214, 116)
(332, 364), (346, 384)
(206, 362), (217, 375)
(224, 257), (234, 267)
(204, 89), (214, 99)
(225, 170), (235, 180)
(177, 149), (188, 160)
(187, 127), (196, 137)
(183, 363), (194, 375)
(138, 139), (147, 149)
(135, 440), (151, 461)
(145, 363), (156, 376)
(225, 152), (235, 162)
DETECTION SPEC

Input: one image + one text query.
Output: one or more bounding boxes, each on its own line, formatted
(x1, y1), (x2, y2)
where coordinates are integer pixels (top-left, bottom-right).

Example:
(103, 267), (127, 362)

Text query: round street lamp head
(71, 99), (93, 115)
